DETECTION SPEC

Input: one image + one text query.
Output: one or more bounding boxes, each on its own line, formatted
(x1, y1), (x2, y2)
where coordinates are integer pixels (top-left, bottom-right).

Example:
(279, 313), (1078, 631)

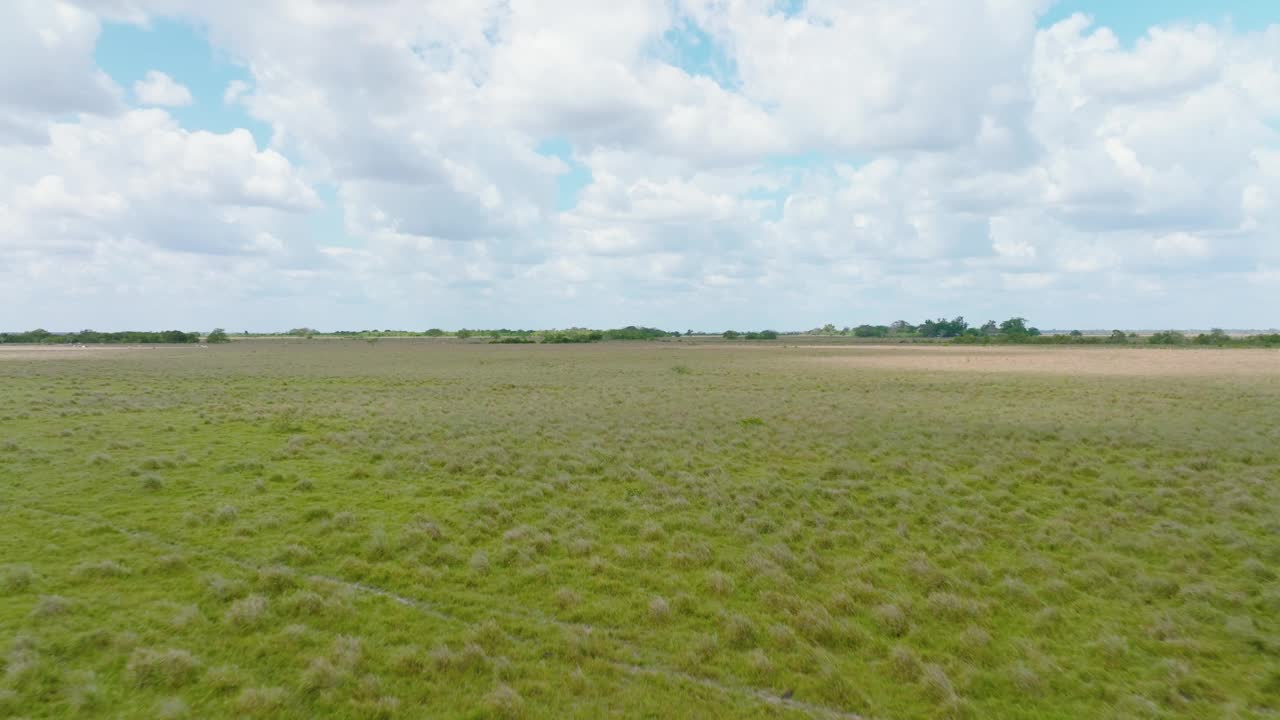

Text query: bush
(1149, 331), (1187, 345)
(541, 330), (603, 344)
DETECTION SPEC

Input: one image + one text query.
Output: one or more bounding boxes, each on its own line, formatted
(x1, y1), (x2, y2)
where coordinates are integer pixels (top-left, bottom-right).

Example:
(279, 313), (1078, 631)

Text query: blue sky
(1041, 0), (1277, 41)
(94, 19), (270, 145)
(2, 1), (1278, 331)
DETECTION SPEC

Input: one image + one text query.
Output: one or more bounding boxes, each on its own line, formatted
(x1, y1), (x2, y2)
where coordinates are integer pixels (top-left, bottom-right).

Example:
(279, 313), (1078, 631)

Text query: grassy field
(0, 341), (1277, 719)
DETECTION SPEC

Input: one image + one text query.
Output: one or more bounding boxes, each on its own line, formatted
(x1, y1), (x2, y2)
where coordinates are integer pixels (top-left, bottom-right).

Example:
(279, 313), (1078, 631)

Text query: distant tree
(919, 317), (968, 338)
(1069, 329), (1083, 337)
(980, 320), (998, 335)
(206, 328), (230, 344)
(997, 317), (1041, 339)
(1194, 328), (1230, 345)
(889, 320), (915, 335)
(821, 323), (837, 335)
(456, 329), (473, 339)
(1107, 330), (1128, 343)
(999, 317), (1029, 335)
(1149, 331), (1187, 345)
(424, 328), (445, 337)
(722, 330), (740, 339)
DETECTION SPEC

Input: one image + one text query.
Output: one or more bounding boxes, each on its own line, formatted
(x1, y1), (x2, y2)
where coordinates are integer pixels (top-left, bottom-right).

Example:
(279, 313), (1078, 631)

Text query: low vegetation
(0, 341), (1275, 718)
(0, 329), (201, 345)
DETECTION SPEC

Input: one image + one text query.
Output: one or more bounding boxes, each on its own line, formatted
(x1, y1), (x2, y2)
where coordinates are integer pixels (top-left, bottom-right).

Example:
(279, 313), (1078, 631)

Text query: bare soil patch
(0, 345), (155, 361)
(798, 345), (1280, 377)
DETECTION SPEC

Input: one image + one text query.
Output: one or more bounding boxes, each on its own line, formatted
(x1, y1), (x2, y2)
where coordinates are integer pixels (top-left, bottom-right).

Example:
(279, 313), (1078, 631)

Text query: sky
(2, 1), (1279, 332)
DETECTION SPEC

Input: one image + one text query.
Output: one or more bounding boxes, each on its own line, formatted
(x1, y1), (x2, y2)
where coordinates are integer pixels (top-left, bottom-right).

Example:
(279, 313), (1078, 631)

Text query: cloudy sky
(3, 1), (1278, 331)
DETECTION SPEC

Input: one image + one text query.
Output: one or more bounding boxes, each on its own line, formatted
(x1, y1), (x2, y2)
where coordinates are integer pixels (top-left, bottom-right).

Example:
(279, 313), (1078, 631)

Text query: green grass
(0, 341), (1277, 718)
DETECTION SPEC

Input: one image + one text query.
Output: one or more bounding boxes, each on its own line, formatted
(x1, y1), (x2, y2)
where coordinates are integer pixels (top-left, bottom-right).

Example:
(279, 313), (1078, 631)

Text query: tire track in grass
(9, 503), (870, 720)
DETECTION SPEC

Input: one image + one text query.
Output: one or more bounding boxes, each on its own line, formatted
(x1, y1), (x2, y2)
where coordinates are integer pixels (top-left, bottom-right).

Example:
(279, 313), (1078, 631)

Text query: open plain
(1, 341), (1277, 719)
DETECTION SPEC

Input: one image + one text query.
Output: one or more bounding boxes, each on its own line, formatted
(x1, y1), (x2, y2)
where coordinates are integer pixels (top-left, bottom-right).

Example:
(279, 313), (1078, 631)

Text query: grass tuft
(127, 647), (201, 688)
(31, 594), (72, 618)
(223, 594), (269, 629)
(485, 683), (525, 719)
(1, 564), (35, 594)
(235, 687), (287, 715)
(72, 559), (131, 579)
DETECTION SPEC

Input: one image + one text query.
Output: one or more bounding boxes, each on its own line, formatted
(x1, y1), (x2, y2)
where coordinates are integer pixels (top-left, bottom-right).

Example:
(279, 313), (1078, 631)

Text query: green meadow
(0, 341), (1276, 719)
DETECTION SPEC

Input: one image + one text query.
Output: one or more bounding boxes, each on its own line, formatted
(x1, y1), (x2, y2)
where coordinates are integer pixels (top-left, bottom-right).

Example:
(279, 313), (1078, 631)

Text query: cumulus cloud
(2, 0), (1278, 330)
(0, 0), (122, 144)
(134, 70), (193, 106)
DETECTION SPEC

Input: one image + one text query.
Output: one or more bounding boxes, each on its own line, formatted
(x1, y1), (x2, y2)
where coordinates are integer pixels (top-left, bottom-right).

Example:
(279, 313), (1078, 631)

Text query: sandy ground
(796, 345), (1280, 377)
(0, 345), (166, 361)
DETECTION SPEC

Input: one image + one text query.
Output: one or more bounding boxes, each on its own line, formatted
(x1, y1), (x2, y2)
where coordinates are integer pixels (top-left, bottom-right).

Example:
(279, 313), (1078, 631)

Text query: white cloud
(2, 0), (1278, 330)
(134, 70), (193, 106)
(0, 1), (122, 144)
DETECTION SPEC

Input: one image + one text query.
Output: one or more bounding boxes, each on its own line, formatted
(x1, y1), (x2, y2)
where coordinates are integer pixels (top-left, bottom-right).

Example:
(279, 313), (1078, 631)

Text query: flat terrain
(1, 341), (1277, 719)
(798, 345), (1280, 376)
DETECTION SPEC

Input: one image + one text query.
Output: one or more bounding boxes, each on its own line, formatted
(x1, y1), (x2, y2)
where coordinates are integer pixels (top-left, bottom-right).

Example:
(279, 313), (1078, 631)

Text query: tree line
(4, 322), (1277, 347)
(0, 329), (203, 344)
(803, 317), (1041, 339)
(804, 318), (1280, 346)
